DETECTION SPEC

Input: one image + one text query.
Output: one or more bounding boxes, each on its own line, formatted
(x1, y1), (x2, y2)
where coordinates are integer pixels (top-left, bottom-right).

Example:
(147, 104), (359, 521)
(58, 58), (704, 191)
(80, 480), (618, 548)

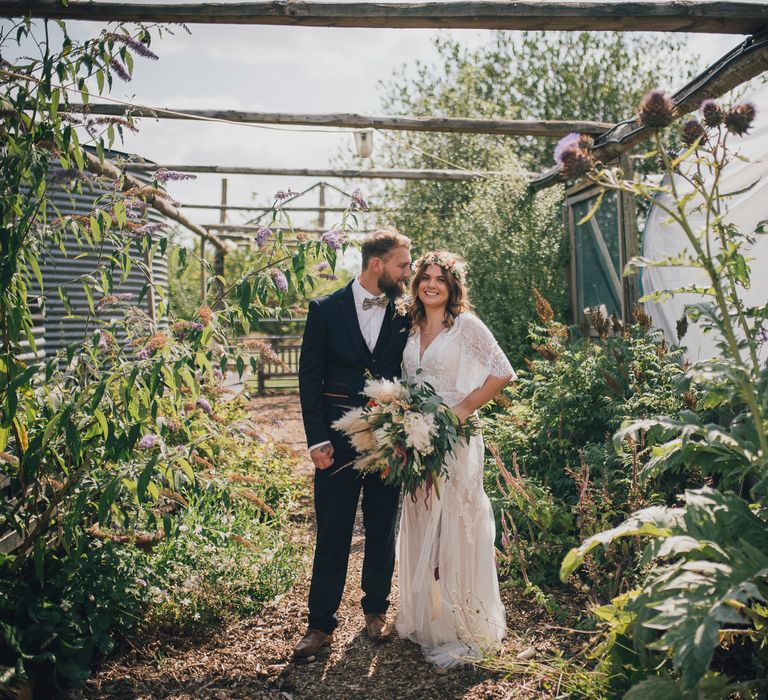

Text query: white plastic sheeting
(640, 80), (768, 363)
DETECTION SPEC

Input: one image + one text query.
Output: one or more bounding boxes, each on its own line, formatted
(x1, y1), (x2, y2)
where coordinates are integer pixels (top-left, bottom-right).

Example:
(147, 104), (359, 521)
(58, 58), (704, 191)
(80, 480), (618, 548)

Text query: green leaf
(97, 481), (119, 525)
(137, 456), (157, 502)
(624, 677), (683, 700)
(560, 506), (675, 581)
(93, 408), (108, 437)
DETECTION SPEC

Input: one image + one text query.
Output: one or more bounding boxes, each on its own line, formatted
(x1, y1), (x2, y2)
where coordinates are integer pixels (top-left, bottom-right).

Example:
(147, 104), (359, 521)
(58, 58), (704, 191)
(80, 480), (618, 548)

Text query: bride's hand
(451, 402), (472, 424)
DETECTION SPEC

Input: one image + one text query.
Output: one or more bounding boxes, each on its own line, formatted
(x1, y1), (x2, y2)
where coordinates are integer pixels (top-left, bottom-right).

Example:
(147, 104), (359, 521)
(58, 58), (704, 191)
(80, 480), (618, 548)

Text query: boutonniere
(393, 295), (413, 319)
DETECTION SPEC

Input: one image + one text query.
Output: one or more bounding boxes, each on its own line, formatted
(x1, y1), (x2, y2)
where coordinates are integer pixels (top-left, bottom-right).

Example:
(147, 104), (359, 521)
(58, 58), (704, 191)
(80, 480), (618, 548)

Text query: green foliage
(0, 396), (306, 693)
(377, 32), (698, 249)
(506, 320), (688, 498)
(375, 33), (697, 364)
(565, 489), (768, 697)
(485, 312), (694, 589)
(561, 96), (768, 695)
(447, 163), (567, 366)
(0, 541), (151, 695)
(0, 18), (343, 694)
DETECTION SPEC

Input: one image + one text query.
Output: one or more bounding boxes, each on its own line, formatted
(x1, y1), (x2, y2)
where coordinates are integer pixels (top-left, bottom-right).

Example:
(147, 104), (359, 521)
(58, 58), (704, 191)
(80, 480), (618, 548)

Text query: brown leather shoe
(364, 613), (392, 643)
(293, 628), (332, 659)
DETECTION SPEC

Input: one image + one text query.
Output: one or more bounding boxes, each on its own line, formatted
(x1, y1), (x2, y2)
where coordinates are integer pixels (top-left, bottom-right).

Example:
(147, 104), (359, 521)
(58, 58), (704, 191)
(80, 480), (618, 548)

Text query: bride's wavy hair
(409, 251), (472, 330)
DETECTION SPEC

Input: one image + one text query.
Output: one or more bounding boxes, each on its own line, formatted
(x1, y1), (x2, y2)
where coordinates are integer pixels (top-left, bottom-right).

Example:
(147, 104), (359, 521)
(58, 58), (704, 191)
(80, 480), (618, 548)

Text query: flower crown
(414, 252), (466, 281)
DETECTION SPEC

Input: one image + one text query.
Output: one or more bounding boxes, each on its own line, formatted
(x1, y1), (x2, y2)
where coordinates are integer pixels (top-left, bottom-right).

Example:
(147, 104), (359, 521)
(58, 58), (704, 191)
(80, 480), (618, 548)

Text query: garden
(2, 3), (768, 699)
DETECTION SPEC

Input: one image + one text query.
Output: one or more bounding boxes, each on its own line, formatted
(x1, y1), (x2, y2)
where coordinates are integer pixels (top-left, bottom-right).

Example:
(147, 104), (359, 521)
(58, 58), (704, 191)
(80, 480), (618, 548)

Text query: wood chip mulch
(71, 394), (589, 700)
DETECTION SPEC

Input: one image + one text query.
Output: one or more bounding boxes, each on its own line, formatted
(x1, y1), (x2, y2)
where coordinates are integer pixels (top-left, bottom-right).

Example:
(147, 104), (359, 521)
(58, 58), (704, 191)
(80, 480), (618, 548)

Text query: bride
(396, 251), (516, 668)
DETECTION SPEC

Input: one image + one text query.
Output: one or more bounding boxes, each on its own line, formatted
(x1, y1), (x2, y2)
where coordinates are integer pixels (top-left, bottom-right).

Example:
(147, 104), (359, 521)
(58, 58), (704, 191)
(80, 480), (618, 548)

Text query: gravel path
(75, 394), (580, 699)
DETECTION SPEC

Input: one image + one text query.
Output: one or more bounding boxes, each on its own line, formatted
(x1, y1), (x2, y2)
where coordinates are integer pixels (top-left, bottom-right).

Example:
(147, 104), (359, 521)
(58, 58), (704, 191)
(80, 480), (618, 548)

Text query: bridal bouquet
(332, 375), (475, 498)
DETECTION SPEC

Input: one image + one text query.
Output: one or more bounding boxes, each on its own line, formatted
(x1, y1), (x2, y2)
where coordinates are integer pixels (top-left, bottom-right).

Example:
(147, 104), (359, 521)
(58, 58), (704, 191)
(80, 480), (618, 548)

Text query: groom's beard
(379, 272), (407, 299)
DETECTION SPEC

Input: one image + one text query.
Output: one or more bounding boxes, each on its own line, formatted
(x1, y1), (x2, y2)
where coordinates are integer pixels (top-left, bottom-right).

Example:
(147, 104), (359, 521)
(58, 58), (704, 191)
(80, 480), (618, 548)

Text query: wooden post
(141, 203), (157, 324)
(200, 238), (206, 301)
(214, 178), (227, 308)
(318, 183), (326, 230)
(619, 153), (641, 319)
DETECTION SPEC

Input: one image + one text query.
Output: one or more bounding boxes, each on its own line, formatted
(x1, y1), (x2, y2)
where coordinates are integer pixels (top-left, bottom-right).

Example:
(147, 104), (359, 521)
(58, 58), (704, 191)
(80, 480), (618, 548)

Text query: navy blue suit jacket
(298, 281), (410, 449)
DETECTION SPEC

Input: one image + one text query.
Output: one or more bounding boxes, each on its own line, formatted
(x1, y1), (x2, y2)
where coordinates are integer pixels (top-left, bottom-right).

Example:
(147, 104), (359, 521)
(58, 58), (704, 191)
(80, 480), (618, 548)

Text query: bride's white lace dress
(396, 312), (516, 667)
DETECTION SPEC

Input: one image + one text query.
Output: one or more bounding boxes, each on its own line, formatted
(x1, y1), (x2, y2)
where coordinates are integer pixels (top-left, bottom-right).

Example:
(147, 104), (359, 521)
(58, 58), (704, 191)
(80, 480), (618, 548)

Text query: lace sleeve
(456, 313), (516, 395)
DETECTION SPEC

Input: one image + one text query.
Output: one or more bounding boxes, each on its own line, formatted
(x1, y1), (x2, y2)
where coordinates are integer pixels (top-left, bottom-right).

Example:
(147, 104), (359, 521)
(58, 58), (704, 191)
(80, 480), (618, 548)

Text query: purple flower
(255, 226), (272, 246)
(554, 133), (581, 165)
(315, 261), (330, 272)
(320, 229), (342, 250)
(135, 348), (151, 360)
(758, 325), (768, 345)
(189, 322), (204, 332)
(117, 293), (134, 301)
(109, 57), (131, 82)
(553, 133), (595, 179)
(319, 273), (338, 280)
(89, 116), (139, 133)
(351, 188), (369, 211)
(138, 434), (159, 449)
(105, 32), (159, 61)
(135, 223), (169, 235)
(270, 268), (288, 293)
(274, 188), (296, 201)
(153, 168), (197, 184)
(97, 330), (111, 350)
(213, 368), (224, 381)
(196, 397), (214, 416)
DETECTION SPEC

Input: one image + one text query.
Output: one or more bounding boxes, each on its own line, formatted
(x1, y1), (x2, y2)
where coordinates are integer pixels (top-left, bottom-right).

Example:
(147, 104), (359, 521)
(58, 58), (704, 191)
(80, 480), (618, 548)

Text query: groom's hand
(310, 444), (335, 470)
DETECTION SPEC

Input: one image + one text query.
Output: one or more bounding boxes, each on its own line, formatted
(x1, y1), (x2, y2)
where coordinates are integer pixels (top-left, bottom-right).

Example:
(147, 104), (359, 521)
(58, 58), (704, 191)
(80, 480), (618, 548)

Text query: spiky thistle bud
(700, 99), (724, 128)
(553, 133), (595, 179)
(724, 102), (756, 136)
(680, 118), (706, 147)
(637, 90), (676, 128)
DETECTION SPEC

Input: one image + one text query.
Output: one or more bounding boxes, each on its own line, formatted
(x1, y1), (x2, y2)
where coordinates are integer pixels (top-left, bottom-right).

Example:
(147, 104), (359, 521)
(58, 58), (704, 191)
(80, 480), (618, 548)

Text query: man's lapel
(371, 303), (393, 357)
(339, 281), (369, 361)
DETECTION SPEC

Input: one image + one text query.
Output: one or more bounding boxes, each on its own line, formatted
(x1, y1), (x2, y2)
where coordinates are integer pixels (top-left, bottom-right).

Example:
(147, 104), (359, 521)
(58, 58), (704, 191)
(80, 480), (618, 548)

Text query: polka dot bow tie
(362, 296), (389, 310)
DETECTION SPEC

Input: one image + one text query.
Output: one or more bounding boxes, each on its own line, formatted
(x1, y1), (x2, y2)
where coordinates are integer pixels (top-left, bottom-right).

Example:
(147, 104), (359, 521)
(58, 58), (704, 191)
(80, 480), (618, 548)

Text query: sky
(3, 4), (753, 239)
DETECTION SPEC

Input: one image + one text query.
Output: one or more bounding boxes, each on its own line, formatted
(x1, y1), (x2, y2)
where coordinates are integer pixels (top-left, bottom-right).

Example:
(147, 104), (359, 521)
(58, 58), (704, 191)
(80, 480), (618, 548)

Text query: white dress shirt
(352, 277), (387, 352)
(308, 278), (388, 453)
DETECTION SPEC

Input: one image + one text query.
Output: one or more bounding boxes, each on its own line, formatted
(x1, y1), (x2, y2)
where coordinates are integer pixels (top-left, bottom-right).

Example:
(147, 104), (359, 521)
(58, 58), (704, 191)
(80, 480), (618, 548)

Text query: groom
(295, 227), (412, 659)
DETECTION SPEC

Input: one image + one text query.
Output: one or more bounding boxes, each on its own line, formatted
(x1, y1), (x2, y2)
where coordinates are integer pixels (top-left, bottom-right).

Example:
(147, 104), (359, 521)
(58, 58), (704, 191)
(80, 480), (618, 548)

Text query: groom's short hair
(361, 227), (411, 269)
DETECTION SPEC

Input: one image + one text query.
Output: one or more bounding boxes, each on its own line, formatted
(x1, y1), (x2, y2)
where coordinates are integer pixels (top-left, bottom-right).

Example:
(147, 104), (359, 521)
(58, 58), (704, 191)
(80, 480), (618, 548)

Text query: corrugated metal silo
(35, 149), (172, 359)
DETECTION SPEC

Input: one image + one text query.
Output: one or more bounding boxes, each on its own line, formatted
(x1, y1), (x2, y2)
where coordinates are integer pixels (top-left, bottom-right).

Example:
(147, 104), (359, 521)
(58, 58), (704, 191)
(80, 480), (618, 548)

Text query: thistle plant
(556, 92), (766, 480)
(558, 93), (768, 696)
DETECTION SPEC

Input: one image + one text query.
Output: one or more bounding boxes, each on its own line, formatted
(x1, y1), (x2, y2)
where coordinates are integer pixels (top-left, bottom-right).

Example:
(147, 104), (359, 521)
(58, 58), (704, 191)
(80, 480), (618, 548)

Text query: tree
(373, 32), (699, 349)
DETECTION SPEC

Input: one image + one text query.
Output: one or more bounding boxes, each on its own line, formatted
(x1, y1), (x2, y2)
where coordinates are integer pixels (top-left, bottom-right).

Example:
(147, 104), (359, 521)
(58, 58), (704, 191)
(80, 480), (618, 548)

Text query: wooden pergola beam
(205, 224), (373, 234)
(84, 153), (228, 252)
(66, 103), (612, 137)
(530, 30), (768, 190)
(4, 1), (767, 34)
(121, 163), (503, 181)
(182, 204), (392, 213)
